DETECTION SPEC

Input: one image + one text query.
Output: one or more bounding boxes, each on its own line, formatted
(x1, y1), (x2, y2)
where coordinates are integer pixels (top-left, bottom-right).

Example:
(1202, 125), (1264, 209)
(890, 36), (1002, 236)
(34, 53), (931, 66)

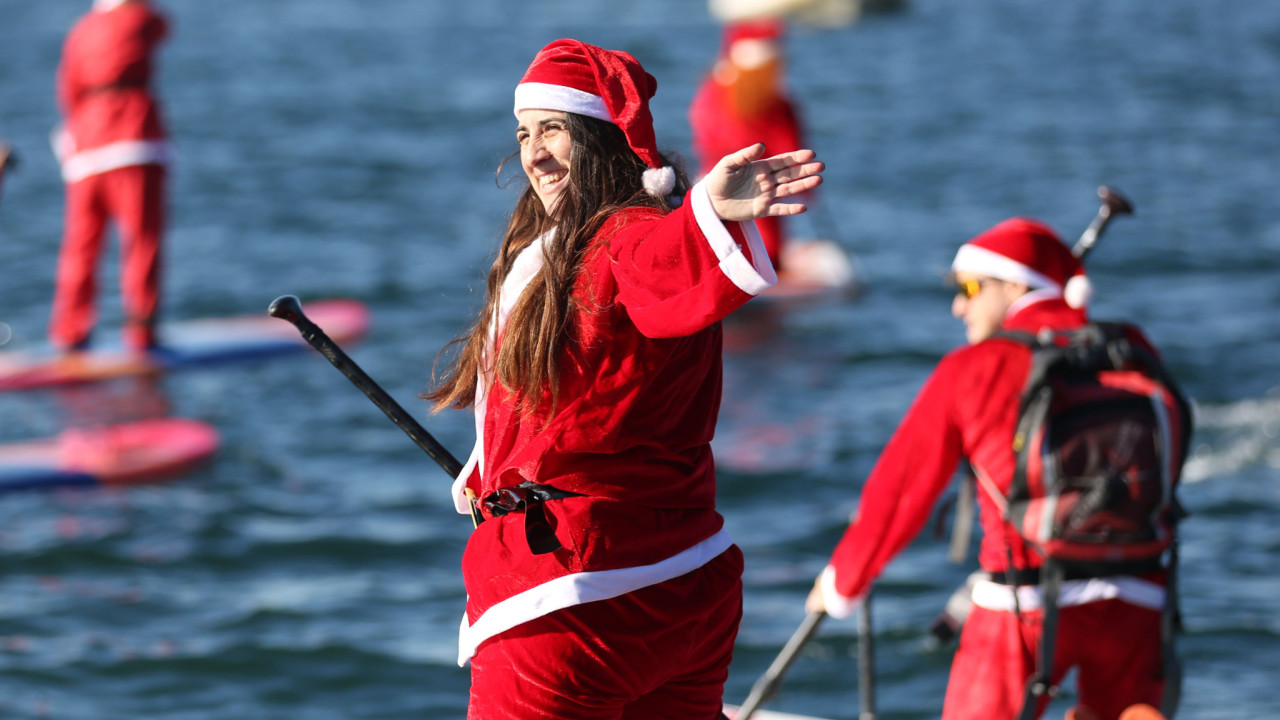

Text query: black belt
(991, 567), (1083, 586)
(476, 481), (583, 555)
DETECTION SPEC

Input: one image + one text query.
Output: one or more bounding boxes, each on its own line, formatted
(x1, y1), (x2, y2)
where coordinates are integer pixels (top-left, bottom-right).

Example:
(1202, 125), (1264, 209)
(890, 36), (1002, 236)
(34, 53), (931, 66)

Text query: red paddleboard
(0, 418), (219, 492)
(0, 299), (369, 392)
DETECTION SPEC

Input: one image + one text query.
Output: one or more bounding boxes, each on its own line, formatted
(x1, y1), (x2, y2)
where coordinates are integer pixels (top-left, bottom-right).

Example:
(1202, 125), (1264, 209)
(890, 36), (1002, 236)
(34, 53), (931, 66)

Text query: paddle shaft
(735, 611), (826, 720)
(1072, 185), (1133, 260)
(858, 594), (876, 720)
(268, 295), (464, 477)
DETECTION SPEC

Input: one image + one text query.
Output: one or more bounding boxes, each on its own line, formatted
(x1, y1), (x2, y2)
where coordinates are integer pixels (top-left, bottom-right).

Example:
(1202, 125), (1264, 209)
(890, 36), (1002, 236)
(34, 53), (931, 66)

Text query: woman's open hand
(705, 143), (824, 222)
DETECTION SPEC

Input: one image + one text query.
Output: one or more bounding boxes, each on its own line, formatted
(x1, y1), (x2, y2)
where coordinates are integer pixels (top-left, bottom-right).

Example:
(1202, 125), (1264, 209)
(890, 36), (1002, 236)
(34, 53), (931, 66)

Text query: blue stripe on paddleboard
(147, 340), (307, 368)
(0, 468), (100, 492)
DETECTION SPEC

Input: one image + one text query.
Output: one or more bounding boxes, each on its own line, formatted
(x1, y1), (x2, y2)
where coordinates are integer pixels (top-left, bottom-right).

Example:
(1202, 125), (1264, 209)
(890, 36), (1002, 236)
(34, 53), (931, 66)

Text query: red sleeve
(826, 352), (969, 601)
(609, 185), (776, 338)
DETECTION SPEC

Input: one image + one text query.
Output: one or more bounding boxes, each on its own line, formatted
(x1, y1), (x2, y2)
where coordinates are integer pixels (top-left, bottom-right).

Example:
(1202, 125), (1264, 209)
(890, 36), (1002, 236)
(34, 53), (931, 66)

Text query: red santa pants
(942, 599), (1164, 720)
(467, 545), (743, 720)
(51, 164), (165, 351)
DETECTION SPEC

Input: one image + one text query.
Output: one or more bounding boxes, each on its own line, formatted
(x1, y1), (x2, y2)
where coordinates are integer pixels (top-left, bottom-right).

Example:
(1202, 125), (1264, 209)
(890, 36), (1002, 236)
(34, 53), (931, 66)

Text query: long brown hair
(426, 113), (690, 414)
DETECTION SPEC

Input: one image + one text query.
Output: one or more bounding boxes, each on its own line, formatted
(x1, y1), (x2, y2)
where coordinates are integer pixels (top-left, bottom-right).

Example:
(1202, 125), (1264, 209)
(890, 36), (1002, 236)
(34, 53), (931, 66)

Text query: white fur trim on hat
(514, 82), (611, 123)
(643, 166), (676, 197)
(94, 0), (129, 10)
(1063, 274), (1092, 309)
(951, 244), (1059, 291)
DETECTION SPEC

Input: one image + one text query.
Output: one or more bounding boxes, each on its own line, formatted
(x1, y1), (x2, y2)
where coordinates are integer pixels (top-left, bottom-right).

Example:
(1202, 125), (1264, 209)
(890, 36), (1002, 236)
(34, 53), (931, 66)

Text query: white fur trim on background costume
(819, 564), (863, 619)
(58, 139), (171, 184)
(970, 575), (1164, 613)
(952, 244), (1060, 291)
(1063, 273), (1093, 309)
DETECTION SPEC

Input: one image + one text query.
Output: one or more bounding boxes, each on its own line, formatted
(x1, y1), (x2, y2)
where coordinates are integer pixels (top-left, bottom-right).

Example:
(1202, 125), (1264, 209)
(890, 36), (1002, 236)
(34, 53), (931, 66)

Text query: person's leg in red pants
(50, 174), (110, 351)
(942, 600), (1164, 720)
(49, 165), (165, 352)
(1062, 600), (1164, 720)
(107, 164), (165, 350)
(468, 546), (743, 720)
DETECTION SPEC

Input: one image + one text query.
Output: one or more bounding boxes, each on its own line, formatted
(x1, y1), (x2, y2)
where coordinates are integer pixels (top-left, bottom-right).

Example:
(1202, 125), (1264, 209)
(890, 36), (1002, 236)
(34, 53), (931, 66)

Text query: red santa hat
(950, 217), (1093, 309)
(514, 38), (676, 197)
(720, 19), (784, 70)
(722, 19), (785, 51)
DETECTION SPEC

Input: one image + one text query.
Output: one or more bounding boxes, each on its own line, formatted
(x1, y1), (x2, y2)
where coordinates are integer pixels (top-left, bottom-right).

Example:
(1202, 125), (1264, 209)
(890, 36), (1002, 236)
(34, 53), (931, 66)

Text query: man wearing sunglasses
(806, 218), (1173, 720)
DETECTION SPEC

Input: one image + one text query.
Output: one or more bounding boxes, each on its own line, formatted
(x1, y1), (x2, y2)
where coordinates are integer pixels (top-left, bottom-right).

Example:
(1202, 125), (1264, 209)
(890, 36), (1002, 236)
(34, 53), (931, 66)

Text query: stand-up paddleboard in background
(760, 238), (860, 304)
(708, 0), (906, 27)
(0, 299), (369, 393)
(0, 418), (219, 492)
(722, 237), (858, 351)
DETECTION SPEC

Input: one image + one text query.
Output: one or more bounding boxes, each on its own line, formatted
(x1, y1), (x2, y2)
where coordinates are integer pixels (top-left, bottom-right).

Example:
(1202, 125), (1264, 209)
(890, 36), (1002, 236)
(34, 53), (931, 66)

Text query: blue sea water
(1, 0), (1278, 717)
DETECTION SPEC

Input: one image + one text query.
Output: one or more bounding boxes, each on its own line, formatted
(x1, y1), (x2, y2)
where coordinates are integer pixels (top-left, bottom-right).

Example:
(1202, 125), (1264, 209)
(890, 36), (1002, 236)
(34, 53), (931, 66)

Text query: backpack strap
(1160, 538), (1183, 717)
(1016, 559), (1065, 720)
(947, 465), (978, 564)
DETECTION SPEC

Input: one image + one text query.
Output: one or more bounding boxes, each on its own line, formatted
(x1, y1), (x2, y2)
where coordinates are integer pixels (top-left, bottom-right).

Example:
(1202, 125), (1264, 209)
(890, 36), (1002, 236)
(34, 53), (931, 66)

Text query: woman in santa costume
(50, 0), (170, 352)
(689, 19), (805, 269)
(426, 39), (823, 718)
(806, 219), (1183, 720)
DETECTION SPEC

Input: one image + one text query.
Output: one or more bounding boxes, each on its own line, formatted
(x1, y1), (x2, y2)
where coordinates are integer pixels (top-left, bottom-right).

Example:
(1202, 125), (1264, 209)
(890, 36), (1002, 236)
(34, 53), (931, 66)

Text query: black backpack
(992, 321), (1193, 720)
(1000, 321), (1193, 573)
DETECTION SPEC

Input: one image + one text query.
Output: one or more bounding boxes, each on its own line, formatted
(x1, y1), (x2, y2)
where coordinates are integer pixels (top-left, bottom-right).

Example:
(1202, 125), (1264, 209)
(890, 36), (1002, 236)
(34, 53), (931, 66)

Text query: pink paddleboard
(0, 418), (220, 492)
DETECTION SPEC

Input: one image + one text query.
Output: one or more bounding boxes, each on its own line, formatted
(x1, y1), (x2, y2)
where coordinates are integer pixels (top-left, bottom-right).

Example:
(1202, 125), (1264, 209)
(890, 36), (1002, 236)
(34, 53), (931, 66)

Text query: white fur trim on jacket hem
(689, 180), (777, 295)
(970, 576), (1165, 614)
(457, 527), (736, 665)
(60, 139), (171, 183)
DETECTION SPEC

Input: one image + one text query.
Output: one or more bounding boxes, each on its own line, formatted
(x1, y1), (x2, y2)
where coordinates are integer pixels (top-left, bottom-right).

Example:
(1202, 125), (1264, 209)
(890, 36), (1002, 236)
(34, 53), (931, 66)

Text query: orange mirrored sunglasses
(955, 278), (985, 300)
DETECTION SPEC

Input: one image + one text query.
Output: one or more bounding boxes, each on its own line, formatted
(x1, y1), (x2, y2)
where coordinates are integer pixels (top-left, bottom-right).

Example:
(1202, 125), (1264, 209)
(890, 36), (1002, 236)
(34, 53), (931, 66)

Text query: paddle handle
(268, 294), (464, 478)
(735, 610), (826, 720)
(1072, 185), (1133, 260)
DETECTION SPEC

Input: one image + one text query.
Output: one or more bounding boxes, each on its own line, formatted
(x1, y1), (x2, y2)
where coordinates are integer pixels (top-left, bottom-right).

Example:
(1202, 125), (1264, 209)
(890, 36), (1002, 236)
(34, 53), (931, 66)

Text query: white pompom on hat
(514, 39), (675, 197)
(950, 217), (1093, 309)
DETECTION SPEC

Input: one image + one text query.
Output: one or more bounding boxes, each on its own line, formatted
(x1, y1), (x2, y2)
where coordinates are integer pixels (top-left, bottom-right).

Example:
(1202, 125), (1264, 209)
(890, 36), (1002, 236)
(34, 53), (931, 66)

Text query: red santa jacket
(819, 296), (1169, 618)
(55, 1), (170, 183)
(452, 181), (776, 663)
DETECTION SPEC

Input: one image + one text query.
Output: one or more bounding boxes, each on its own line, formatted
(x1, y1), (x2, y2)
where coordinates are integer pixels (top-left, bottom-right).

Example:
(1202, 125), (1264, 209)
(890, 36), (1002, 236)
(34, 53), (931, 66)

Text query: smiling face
(517, 109), (574, 213)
